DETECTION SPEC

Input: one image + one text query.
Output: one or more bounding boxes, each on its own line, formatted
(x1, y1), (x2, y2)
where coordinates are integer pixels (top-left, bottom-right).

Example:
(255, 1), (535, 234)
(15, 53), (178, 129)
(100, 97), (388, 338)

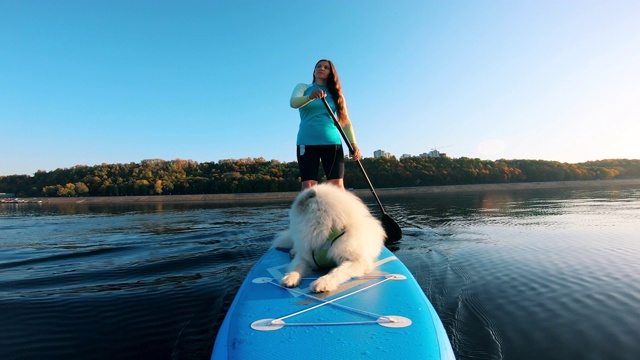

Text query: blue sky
(2, 1), (639, 176)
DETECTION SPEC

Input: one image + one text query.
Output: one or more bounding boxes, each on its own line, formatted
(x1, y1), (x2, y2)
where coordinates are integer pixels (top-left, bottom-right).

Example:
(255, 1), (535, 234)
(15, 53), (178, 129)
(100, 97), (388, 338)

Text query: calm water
(1, 184), (639, 360)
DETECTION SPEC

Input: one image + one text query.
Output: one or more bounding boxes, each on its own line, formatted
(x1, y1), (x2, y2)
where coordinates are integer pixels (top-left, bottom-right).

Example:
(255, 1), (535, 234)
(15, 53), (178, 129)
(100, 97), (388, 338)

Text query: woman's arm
(290, 83), (312, 108)
(340, 103), (362, 160)
(343, 123), (361, 159)
(342, 122), (357, 145)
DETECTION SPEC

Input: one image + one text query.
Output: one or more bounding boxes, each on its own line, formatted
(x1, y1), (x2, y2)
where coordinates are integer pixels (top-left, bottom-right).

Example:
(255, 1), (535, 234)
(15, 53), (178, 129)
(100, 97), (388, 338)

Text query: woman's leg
(322, 145), (345, 189)
(297, 145), (320, 191)
(301, 180), (318, 190)
(326, 178), (344, 189)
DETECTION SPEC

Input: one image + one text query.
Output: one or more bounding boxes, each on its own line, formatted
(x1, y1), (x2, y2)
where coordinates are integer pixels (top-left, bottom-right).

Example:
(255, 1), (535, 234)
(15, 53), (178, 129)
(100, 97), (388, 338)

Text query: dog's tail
(272, 230), (294, 249)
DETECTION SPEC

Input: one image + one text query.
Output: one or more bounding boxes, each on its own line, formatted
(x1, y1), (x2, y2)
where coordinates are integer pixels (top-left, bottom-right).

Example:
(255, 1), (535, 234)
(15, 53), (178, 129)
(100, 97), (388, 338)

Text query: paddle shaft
(320, 98), (388, 215)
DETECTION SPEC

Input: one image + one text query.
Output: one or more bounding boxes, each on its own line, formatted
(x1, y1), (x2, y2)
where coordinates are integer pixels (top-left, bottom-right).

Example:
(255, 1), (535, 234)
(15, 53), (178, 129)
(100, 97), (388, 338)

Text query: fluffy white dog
(273, 183), (386, 293)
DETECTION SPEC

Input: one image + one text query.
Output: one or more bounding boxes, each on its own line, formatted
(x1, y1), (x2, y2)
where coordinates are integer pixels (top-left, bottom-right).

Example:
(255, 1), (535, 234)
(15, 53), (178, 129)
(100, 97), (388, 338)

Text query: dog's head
(292, 186), (319, 216)
(290, 184), (363, 224)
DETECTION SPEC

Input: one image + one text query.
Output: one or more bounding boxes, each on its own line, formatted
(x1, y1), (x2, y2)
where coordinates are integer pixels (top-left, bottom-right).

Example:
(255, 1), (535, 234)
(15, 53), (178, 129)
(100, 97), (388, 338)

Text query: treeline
(1, 157), (639, 197)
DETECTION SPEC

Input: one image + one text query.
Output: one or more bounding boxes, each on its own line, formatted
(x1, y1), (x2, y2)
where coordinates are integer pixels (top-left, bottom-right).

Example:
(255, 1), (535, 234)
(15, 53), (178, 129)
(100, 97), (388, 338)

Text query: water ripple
(1, 185), (640, 359)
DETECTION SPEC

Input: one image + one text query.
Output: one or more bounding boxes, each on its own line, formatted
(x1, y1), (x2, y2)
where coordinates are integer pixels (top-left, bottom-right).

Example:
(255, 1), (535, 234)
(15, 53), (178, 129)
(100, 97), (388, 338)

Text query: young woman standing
(290, 59), (362, 190)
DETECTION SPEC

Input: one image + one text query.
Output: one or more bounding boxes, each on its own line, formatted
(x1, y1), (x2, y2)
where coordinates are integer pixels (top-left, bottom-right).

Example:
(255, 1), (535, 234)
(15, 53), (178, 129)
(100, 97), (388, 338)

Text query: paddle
(321, 97), (402, 242)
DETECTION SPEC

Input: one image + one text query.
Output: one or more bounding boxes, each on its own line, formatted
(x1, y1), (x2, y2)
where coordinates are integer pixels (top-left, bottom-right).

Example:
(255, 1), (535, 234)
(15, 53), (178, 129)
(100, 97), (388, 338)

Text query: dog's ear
(301, 188), (317, 201)
(294, 189), (317, 212)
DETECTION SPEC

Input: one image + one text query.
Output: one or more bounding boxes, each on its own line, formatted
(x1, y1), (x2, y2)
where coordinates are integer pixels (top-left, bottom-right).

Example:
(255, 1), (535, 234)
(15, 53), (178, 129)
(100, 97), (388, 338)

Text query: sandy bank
(16, 179), (640, 205)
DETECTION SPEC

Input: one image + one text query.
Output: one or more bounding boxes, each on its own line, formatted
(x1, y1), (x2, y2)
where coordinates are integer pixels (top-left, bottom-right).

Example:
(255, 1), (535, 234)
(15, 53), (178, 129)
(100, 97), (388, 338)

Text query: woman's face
(314, 61), (331, 82)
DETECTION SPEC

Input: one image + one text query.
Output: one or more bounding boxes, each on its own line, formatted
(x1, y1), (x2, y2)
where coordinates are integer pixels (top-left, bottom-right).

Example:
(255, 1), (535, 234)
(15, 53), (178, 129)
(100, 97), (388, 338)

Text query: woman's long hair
(313, 59), (348, 125)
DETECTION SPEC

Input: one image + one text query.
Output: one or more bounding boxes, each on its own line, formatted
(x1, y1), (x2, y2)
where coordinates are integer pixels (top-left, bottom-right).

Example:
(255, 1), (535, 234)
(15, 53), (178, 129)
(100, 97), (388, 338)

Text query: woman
(290, 59), (362, 191)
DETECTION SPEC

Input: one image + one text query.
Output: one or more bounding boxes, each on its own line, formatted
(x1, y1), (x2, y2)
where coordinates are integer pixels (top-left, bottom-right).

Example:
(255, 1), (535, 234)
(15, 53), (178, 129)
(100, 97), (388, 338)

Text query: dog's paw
(311, 276), (339, 293)
(281, 272), (301, 288)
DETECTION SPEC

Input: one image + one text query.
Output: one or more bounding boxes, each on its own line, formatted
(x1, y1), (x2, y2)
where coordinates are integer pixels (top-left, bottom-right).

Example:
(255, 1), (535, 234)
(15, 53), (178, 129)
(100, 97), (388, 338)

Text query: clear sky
(2, 1), (639, 176)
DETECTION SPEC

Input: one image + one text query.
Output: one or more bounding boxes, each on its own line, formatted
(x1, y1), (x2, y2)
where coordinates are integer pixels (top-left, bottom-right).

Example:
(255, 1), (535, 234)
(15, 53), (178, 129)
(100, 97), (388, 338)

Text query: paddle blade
(381, 214), (402, 242)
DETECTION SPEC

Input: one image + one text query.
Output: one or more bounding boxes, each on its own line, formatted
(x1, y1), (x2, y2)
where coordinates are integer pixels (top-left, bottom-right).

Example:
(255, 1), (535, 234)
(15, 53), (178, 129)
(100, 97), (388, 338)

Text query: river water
(1, 183), (639, 360)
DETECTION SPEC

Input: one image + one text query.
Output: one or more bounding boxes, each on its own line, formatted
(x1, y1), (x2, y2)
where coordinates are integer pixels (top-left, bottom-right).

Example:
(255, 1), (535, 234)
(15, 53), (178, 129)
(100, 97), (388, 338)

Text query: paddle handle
(321, 98), (388, 215)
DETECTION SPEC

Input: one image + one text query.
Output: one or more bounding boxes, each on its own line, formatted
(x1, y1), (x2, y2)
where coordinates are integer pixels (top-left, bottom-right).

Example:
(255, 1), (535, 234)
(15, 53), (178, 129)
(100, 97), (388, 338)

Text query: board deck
(212, 246), (455, 359)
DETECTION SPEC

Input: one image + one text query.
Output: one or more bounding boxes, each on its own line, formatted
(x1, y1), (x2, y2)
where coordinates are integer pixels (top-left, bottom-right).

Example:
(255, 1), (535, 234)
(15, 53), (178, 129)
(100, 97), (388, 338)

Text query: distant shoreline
(7, 179), (639, 205)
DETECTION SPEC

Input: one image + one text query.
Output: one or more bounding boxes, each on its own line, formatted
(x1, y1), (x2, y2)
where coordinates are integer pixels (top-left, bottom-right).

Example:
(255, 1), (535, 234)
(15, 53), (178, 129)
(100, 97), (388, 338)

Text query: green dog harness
(312, 229), (346, 269)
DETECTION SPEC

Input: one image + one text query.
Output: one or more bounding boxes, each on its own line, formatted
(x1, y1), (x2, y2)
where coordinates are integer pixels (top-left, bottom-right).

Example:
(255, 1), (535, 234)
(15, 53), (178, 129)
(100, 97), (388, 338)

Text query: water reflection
(0, 199), (292, 217)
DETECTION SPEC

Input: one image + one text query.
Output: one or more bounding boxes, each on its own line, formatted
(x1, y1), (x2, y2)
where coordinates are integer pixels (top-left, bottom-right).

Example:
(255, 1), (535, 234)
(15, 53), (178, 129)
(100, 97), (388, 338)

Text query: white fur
(273, 184), (386, 293)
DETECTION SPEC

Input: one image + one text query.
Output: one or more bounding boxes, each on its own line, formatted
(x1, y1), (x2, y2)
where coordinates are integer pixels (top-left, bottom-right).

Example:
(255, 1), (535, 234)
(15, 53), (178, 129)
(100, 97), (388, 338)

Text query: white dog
(273, 184), (386, 293)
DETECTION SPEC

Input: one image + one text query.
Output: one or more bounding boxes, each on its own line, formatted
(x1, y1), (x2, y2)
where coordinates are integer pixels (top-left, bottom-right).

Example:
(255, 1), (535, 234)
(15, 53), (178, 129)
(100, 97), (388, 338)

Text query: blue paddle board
(212, 246), (455, 359)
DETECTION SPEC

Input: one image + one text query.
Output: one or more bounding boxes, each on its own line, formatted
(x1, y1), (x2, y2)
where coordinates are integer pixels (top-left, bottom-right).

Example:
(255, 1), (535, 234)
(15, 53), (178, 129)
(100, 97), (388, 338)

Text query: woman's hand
(350, 144), (362, 160)
(309, 89), (326, 100)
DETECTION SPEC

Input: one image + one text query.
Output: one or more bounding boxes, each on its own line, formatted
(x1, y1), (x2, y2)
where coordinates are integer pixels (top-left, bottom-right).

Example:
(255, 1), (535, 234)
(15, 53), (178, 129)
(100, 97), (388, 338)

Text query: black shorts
(297, 145), (345, 182)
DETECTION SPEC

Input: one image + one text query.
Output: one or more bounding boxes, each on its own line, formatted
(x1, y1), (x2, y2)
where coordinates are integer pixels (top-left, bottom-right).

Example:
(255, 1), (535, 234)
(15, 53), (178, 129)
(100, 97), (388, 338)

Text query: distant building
(375, 149), (448, 159)
(0, 193), (16, 198)
(420, 149), (445, 158)
(374, 150), (393, 159)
